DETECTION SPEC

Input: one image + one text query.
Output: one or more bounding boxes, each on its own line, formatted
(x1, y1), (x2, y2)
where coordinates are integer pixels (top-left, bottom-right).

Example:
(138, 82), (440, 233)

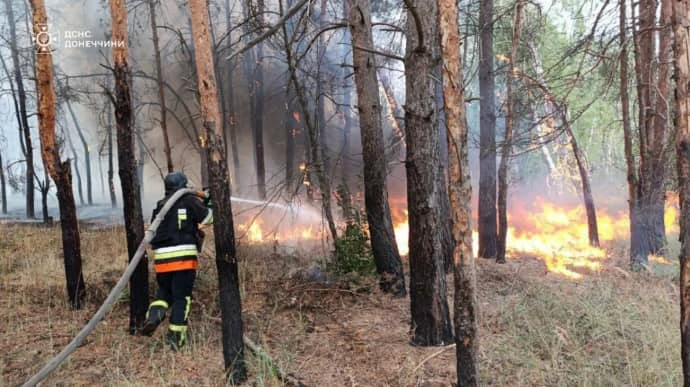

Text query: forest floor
(0, 222), (683, 386)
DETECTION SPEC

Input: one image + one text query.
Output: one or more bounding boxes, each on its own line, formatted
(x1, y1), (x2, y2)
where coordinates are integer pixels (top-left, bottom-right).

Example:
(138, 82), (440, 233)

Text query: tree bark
(497, 1), (522, 262)
(672, 1), (690, 383)
(4, 0), (35, 219)
(110, 0), (149, 334)
(438, 0), (479, 382)
(149, 0), (173, 173)
(477, 0), (497, 259)
(66, 99), (93, 205)
(348, 0), (406, 296)
(629, 0), (669, 267)
(189, 0), (247, 381)
(405, 0), (454, 346)
(30, 0), (85, 308)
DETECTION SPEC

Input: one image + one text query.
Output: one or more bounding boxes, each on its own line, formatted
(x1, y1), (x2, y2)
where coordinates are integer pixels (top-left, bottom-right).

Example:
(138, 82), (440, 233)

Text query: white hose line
(23, 188), (197, 387)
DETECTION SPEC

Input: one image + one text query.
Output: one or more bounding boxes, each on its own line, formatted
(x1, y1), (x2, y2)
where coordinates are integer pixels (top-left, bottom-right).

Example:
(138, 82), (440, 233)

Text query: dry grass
(0, 223), (683, 386)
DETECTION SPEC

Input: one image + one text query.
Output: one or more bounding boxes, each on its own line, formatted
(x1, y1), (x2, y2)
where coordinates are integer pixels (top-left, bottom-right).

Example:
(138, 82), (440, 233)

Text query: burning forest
(3, 0), (690, 385)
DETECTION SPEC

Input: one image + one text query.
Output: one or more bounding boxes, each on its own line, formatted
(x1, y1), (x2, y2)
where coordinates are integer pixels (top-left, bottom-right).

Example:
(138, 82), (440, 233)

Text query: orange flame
(391, 195), (680, 279)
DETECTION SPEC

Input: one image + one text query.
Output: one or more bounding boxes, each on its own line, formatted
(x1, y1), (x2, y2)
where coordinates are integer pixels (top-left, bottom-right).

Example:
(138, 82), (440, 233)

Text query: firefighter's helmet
(164, 172), (188, 193)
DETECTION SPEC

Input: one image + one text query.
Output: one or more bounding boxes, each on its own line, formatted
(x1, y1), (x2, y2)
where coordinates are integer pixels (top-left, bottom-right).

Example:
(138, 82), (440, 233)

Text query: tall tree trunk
(565, 117), (600, 247)
(66, 99), (93, 205)
(433, 50), (454, 273)
(477, 0), (497, 258)
(529, 41), (600, 248)
(107, 101), (117, 208)
(0, 149), (6, 214)
(188, 0), (247, 380)
(630, 0), (668, 267)
(672, 0), (690, 382)
(316, 0), (331, 177)
(66, 127), (86, 206)
(254, 0), (267, 200)
(30, 0), (85, 308)
(281, 0), (338, 242)
(4, 0), (35, 219)
(241, 1), (259, 198)
(110, 0), (149, 334)
(285, 87), (297, 193)
(349, 0), (406, 296)
(405, 0), (454, 346)
(439, 0), (479, 382)
(224, 0), (241, 189)
(341, 0), (353, 183)
(149, 0), (173, 173)
(497, 1), (522, 262)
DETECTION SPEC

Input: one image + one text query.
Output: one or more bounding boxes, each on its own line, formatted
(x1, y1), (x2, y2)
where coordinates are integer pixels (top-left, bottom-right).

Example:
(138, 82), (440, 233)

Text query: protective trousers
(146, 269), (196, 348)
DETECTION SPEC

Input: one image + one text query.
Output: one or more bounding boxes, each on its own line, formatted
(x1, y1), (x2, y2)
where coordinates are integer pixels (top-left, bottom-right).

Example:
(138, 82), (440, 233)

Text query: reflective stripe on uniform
(150, 300), (169, 309)
(201, 209), (213, 225)
(177, 208), (187, 229)
(184, 296), (191, 321)
(154, 260), (198, 273)
(169, 323), (187, 332)
(153, 244), (198, 260)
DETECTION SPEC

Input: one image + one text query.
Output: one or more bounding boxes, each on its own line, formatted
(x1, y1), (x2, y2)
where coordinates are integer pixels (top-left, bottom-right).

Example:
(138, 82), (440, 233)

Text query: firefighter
(141, 171), (212, 351)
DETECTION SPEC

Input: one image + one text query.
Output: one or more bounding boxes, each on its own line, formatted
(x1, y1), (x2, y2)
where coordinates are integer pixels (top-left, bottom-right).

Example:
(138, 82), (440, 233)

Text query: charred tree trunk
(5, 0), (35, 219)
(439, 0), (479, 382)
(224, 0), (241, 189)
(66, 99), (93, 205)
(0, 149), (6, 214)
(497, 1), (522, 262)
(432, 46), (454, 273)
(405, 0), (454, 346)
(107, 101), (117, 208)
(630, 0), (670, 267)
(149, 0), (173, 173)
(241, 1), (259, 198)
(30, 0), (85, 308)
(477, 0), (497, 259)
(189, 0), (247, 380)
(110, 0), (149, 334)
(349, 0), (406, 296)
(673, 0), (690, 382)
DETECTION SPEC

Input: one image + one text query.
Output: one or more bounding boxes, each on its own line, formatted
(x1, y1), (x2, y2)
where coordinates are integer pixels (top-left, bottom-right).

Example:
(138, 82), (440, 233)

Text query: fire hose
(23, 187), (306, 387)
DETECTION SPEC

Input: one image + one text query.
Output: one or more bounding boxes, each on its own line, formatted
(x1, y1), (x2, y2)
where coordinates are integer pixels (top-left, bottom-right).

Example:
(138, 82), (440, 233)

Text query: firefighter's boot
(141, 300), (168, 336)
(167, 325), (187, 351)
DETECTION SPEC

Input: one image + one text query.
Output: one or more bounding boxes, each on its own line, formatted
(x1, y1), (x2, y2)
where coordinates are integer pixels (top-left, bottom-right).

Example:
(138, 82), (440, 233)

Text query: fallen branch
(411, 343), (456, 375)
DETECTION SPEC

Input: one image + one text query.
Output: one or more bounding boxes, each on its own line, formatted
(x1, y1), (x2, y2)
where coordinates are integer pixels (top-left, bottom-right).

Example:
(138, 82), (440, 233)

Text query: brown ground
(0, 223), (682, 386)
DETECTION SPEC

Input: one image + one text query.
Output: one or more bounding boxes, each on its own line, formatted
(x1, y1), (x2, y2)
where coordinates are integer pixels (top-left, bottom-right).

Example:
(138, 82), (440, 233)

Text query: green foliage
(333, 222), (376, 277)
(332, 183), (376, 277)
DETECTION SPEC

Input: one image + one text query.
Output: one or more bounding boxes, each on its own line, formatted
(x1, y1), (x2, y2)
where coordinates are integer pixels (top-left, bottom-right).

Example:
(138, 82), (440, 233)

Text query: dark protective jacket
(150, 193), (212, 273)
